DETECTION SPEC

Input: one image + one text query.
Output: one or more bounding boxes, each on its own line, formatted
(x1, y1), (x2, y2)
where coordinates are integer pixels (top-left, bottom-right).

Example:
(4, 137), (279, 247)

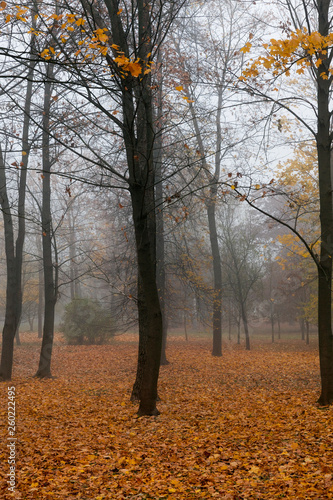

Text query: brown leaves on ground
(0, 333), (333, 499)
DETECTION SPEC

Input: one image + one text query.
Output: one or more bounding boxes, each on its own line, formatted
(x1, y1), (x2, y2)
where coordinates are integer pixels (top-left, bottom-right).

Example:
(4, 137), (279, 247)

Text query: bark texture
(35, 65), (56, 379)
(316, 0), (333, 405)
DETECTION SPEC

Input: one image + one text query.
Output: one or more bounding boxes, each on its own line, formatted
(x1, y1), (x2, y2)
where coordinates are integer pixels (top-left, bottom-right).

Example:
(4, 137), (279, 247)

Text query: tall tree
(170, 0), (260, 355)
(35, 61), (57, 378)
(239, 0), (333, 404)
(0, 18), (36, 380)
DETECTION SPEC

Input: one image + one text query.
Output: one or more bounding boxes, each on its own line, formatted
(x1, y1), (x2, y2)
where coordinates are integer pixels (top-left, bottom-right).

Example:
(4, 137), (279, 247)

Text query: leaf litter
(0, 332), (332, 499)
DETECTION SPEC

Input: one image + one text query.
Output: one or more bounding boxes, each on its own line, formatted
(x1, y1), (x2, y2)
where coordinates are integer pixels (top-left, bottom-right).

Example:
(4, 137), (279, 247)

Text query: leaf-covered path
(1, 333), (333, 499)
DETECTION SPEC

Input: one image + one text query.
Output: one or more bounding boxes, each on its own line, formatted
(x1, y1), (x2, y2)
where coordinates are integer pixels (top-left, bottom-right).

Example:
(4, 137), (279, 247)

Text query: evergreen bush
(61, 298), (114, 345)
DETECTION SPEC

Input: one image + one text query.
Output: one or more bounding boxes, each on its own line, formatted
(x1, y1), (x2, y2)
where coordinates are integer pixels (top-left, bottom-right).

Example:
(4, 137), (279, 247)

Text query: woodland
(0, 0), (333, 498)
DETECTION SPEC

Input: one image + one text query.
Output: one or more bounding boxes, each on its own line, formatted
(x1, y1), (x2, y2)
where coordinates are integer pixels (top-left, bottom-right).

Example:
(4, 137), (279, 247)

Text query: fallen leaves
(0, 332), (332, 499)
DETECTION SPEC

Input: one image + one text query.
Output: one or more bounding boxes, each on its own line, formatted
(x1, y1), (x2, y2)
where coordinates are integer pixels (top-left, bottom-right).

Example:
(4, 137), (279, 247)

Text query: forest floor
(1, 330), (333, 499)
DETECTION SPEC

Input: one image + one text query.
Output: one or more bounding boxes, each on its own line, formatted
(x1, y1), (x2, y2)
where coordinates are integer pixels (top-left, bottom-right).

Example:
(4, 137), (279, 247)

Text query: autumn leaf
(127, 61), (142, 77)
(2, 330), (330, 499)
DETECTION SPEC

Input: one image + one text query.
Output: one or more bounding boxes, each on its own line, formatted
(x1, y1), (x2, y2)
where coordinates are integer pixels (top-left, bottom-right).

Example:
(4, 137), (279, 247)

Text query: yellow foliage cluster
(5, 6), (151, 79)
(240, 28), (333, 80)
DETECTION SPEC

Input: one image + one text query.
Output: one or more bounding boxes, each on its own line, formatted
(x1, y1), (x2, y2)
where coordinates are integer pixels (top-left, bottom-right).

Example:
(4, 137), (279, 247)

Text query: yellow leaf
(175, 85), (183, 91)
(240, 42), (252, 54)
(249, 465), (260, 474)
(127, 62), (142, 77)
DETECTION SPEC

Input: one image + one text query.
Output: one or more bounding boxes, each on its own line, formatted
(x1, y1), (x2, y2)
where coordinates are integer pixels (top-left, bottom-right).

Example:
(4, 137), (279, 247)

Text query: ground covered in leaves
(1, 331), (333, 499)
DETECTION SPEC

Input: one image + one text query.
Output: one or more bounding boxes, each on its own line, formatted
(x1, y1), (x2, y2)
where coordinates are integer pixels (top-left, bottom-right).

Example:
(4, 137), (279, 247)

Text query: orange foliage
(240, 29), (333, 81)
(0, 332), (332, 499)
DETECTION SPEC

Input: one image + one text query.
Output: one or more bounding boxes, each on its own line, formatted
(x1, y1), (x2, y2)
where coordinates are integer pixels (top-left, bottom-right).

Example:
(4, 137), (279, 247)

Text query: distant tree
(220, 207), (264, 350)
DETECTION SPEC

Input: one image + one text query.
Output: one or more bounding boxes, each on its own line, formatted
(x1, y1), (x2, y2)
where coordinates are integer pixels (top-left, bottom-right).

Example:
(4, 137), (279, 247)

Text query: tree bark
(270, 303), (275, 344)
(300, 318), (305, 341)
(241, 303), (250, 351)
(107, 0), (163, 414)
(0, 154), (17, 380)
(316, 0), (333, 405)
(0, 26), (35, 378)
(277, 314), (281, 339)
(35, 64), (56, 379)
(130, 184), (162, 415)
(37, 235), (44, 339)
(154, 54), (168, 366)
(207, 196), (222, 356)
(130, 277), (148, 401)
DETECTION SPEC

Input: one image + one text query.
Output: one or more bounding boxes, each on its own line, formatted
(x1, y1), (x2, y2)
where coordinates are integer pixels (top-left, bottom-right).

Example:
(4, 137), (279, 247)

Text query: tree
(0, 15), (36, 379)
(1, 0), (191, 413)
(239, 0), (333, 404)
(35, 61), (57, 379)
(169, 0), (261, 355)
(220, 206), (264, 350)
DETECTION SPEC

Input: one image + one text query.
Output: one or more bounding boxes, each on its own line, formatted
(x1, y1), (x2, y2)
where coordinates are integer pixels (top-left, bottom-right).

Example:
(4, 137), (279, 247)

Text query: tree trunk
(0, 25), (35, 378)
(317, 264), (333, 404)
(183, 68), (224, 357)
(68, 204), (81, 300)
(316, 0), (333, 405)
(300, 318), (305, 341)
(35, 64), (56, 378)
(130, 185), (162, 415)
(155, 58), (168, 366)
(0, 179), (17, 380)
(184, 310), (188, 341)
(104, 0), (165, 414)
(228, 303), (232, 341)
(241, 304), (250, 351)
(237, 318), (241, 345)
(269, 294), (275, 343)
(130, 277), (148, 402)
(38, 249), (44, 340)
(207, 197), (222, 356)
(15, 328), (21, 346)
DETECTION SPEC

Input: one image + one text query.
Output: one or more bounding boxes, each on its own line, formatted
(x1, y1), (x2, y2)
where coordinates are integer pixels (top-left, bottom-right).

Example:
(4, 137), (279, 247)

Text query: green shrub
(61, 298), (115, 345)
